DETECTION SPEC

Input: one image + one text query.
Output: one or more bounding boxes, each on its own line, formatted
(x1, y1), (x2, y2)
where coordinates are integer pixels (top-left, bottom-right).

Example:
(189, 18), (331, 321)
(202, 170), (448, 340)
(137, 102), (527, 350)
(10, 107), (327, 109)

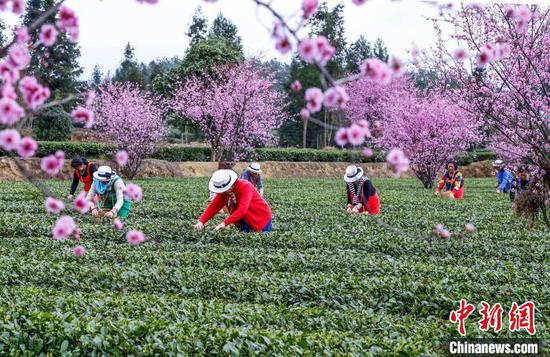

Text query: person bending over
(86, 166), (132, 219)
(344, 165), (381, 215)
(435, 161), (464, 199)
(67, 157), (97, 200)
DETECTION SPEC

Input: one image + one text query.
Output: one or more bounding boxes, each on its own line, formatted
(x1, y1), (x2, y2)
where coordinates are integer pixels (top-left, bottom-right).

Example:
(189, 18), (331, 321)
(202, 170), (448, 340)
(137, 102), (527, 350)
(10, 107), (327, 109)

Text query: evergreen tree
(91, 65), (103, 87)
(113, 43), (145, 87)
(187, 6), (208, 46)
(210, 13), (243, 54)
(345, 35), (372, 73)
(373, 37), (389, 62)
(22, 0), (83, 99)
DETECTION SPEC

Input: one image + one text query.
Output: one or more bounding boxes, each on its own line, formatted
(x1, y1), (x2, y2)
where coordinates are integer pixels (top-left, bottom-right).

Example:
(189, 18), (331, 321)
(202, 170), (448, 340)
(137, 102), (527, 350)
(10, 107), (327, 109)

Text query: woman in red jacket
(344, 165), (381, 215)
(194, 170), (273, 232)
(67, 157), (97, 200)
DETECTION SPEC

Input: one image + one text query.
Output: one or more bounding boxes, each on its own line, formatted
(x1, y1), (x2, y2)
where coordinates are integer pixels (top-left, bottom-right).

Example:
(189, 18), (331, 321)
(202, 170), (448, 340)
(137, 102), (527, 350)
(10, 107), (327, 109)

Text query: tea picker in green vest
(85, 165), (132, 219)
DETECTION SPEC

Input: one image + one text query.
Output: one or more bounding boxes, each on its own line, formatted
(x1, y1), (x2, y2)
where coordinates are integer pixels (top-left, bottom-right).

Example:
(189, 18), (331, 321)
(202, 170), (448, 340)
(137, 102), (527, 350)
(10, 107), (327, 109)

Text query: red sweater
(200, 179), (272, 232)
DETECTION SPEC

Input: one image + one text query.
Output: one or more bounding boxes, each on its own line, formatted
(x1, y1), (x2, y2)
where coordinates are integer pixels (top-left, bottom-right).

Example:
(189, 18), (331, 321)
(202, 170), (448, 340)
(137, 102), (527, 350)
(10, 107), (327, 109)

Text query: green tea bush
(0, 178), (546, 354)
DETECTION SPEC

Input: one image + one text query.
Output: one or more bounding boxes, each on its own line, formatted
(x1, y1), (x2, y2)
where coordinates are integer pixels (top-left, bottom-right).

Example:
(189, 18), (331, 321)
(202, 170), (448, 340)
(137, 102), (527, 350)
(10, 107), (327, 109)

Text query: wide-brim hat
(209, 169), (238, 193)
(93, 165), (116, 182)
(344, 165), (363, 183)
(248, 162), (262, 174)
(492, 159), (504, 167)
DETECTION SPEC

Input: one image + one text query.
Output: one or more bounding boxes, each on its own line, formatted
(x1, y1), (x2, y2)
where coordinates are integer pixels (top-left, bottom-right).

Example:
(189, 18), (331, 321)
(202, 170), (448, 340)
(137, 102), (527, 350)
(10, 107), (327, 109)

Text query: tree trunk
(210, 147), (216, 162)
(302, 119), (308, 149)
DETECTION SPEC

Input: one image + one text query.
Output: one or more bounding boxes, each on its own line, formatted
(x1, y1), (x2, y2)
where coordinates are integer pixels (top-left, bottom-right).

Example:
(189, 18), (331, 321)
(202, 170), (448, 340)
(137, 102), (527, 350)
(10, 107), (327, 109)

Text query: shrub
(32, 107), (74, 142)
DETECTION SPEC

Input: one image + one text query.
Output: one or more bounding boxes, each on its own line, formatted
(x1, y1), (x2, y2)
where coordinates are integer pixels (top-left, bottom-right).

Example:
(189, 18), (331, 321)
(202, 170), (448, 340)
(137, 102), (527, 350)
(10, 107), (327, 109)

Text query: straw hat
(209, 169), (238, 193)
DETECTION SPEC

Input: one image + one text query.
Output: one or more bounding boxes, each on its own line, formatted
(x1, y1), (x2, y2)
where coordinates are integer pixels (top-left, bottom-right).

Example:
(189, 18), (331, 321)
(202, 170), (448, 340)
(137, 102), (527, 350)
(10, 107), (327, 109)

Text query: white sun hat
(344, 165), (363, 183)
(209, 169), (238, 193)
(248, 162), (262, 174)
(93, 165), (116, 182)
(492, 159), (504, 167)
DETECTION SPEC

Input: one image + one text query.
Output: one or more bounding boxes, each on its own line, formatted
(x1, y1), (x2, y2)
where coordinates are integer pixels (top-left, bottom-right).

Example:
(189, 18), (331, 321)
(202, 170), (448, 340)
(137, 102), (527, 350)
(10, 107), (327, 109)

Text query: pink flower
(360, 58), (391, 84)
(453, 47), (469, 62)
(41, 155), (63, 175)
(271, 22), (283, 39)
(0, 129), (21, 151)
(305, 87), (324, 113)
(315, 36), (335, 65)
(347, 124), (365, 146)
(15, 26), (30, 44)
(19, 76), (50, 110)
(52, 216), (76, 240)
(357, 119), (371, 138)
(362, 147), (373, 158)
(300, 108), (310, 121)
(124, 183), (143, 201)
(476, 49), (491, 68)
(496, 43), (511, 59)
(39, 24), (58, 47)
(439, 229), (451, 240)
(323, 86), (349, 109)
(388, 56), (405, 77)
(275, 36), (292, 54)
(334, 127), (348, 147)
(2, 84), (17, 100)
(126, 230), (146, 245)
(515, 5), (532, 22)
(302, 0), (318, 19)
(45, 197), (65, 214)
(73, 245), (85, 257)
(0, 98), (25, 125)
(57, 5), (79, 33)
(71, 106), (94, 128)
(0, 62), (20, 83)
(290, 80), (302, 92)
(55, 150), (65, 161)
(7, 44), (30, 70)
(298, 38), (318, 64)
(386, 148), (410, 177)
(465, 223), (476, 233)
(116, 150), (129, 167)
(73, 192), (90, 214)
(17, 137), (37, 158)
(352, 0), (367, 5)
(11, 0), (25, 14)
(73, 228), (81, 240)
(114, 218), (123, 231)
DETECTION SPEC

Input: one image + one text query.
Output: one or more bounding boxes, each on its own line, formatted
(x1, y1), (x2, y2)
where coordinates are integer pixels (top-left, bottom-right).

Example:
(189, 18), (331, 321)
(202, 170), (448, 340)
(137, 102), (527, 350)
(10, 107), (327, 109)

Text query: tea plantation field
(0, 178), (548, 355)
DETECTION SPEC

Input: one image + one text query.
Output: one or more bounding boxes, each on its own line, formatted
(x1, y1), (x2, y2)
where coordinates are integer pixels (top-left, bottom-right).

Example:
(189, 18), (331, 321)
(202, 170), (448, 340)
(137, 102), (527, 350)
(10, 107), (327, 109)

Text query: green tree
(22, 0), (83, 99)
(373, 37), (389, 62)
(113, 43), (144, 87)
(91, 65), (102, 87)
(210, 13), (243, 54)
(33, 107), (73, 141)
(187, 6), (208, 46)
(345, 35), (372, 73)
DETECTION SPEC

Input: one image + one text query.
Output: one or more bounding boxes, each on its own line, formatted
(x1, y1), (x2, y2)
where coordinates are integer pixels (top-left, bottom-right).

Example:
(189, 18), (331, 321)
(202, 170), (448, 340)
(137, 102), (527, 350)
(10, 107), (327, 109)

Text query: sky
(1, 0), (548, 79)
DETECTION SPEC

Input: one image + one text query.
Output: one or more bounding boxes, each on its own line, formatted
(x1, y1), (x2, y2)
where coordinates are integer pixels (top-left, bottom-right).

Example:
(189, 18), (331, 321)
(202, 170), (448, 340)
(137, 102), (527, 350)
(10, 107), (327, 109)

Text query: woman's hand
(194, 221), (204, 231)
(91, 208), (99, 217)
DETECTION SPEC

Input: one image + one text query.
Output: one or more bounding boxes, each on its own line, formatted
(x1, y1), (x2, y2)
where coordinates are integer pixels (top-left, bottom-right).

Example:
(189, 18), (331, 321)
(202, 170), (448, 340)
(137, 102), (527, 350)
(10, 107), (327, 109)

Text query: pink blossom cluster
(476, 42), (511, 68)
(0, 0), (25, 14)
(386, 149), (410, 177)
(116, 150), (129, 167)
(41, 151), (65, 175)
(73, 192), (90, 214)
(433, 224), (451, 240)
(335, 120), (371, 147)
(57, 5), (79, 42)
(504, 5), (532, 33)
(114, 218), (124, 231)
(73, 245), (85, 257)
(298, 36), (335, 66)
(39, 24), (58, 47)
(124, 183), (143, 202)
(52, 216), (77, 240)
(45, 197), (65, 214)
(71, 106), (94, 128)
(19, 76), (51, 110)
(127, 230), (146, 245)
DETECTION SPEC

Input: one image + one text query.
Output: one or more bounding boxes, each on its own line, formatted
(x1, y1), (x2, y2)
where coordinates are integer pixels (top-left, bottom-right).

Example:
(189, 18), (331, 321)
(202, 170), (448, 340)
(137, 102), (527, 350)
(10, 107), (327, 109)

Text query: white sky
(1, 0), (548, 79)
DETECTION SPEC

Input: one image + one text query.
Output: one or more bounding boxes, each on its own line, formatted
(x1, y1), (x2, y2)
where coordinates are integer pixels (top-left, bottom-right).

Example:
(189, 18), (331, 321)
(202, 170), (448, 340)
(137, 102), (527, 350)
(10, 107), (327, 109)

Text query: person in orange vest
(67, 157), (97, 200)
(344, 165), (381, 215)
(435, 161), (465, 199)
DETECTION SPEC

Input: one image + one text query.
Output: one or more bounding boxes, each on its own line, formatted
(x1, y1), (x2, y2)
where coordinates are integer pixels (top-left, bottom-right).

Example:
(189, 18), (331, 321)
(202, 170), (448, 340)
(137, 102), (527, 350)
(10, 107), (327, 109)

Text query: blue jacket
(241, 169), (263, 190)
(496, 168), (513, 192)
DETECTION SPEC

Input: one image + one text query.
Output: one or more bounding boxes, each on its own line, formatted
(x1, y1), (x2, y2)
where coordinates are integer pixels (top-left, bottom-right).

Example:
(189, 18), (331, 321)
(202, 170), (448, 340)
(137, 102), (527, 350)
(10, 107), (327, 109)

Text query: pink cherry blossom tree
(345, 77), (480, 188)
(171, 61), (286, 162)
(94, 82), (167, 179)
(430, 4), (549, 224)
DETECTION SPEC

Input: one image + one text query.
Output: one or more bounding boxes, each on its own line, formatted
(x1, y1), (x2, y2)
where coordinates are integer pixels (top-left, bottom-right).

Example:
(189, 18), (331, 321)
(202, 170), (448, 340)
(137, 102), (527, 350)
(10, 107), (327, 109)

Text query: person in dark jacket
(344, 165), (381, 215)
(67, 157), (97, 200)
(510, 165), (530, 202)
